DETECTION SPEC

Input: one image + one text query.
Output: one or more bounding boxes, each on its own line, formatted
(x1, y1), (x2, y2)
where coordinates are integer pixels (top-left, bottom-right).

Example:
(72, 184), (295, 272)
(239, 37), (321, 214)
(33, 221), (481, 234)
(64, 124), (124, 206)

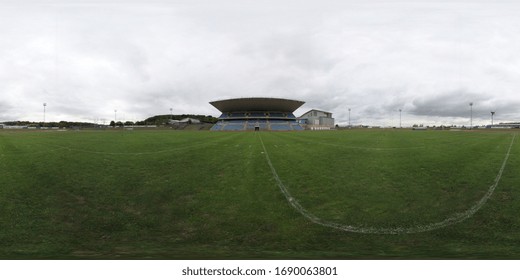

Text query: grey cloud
(409, 89), (520, 122)
(0, 102), (14, 120)
(1, 1), (520, 126)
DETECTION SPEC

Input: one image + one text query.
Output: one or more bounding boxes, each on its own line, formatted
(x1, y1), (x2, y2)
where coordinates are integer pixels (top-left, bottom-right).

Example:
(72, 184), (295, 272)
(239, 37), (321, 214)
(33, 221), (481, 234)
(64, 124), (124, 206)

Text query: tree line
(141, 114), (218, 125)
(2, 114), (218, 128)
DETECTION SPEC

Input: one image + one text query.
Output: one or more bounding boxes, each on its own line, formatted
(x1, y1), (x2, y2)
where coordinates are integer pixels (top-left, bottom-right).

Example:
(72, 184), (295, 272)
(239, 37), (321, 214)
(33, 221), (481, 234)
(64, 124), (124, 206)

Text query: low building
(169, 118), (201, 124)
(488, 122), (520, 129)
(1, 125), (28, 129)
(179, 118), (201, 124)
(298, 109), (335, 130)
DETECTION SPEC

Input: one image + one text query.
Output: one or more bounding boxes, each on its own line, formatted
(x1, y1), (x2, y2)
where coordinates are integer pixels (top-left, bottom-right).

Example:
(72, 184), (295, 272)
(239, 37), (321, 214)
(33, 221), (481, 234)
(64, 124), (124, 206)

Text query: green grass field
(1, 129), (519, 259)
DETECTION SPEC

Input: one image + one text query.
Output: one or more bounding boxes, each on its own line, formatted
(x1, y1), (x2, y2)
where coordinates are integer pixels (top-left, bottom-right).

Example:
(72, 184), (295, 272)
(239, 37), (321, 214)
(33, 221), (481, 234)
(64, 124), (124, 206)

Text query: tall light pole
(399, 109), (402, 128)
(491, 111), (495, 126)
(469, 102), (473, 129)
(114, 109), (117, 127)
(348, 108), (351, 127)
(43, 103), (47, 125)
(170, 108), (173, 120)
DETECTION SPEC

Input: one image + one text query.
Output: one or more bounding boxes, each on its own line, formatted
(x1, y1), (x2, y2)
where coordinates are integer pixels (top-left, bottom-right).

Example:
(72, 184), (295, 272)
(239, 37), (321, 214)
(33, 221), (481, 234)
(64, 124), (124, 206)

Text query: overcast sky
(1, 0), (519, 126)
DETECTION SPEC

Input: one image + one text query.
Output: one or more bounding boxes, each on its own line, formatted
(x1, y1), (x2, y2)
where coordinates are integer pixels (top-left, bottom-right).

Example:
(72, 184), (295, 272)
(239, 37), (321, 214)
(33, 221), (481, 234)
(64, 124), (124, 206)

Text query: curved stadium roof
(210, 97), (305, 113)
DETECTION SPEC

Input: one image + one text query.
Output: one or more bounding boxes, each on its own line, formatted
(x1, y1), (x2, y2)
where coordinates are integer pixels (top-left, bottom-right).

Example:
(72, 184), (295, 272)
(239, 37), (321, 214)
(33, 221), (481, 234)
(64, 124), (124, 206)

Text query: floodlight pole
(469, 102), (473, 129)
(43, 103), (47, 125)
(348, 108), (351, 127)
(114, 109), (117, 127)
(491, 111), (495, 126)
(399, 109), (402, 128)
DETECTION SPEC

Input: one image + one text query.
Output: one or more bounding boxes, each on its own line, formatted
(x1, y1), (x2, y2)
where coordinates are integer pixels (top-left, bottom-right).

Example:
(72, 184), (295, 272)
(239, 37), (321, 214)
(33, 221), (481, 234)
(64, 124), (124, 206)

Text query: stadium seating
(211, 118), (303, 131)
(249, 112), (267, 118)
(209, 98), (306, 131)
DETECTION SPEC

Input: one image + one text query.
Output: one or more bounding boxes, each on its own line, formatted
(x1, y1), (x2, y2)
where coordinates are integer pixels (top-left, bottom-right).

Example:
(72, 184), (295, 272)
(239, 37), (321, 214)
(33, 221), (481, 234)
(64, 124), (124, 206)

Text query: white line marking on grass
(259, 133), (516, 234)
(302, 141), (425, 151)
(37, 132), (243, 156)
(42, 141), (213, 156)
(1, 145), (69, 156)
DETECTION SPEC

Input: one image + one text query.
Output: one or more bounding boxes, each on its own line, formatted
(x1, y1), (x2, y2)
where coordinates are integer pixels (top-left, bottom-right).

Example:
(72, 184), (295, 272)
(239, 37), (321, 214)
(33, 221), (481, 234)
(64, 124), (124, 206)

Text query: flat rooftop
(210, 97), (305, 113)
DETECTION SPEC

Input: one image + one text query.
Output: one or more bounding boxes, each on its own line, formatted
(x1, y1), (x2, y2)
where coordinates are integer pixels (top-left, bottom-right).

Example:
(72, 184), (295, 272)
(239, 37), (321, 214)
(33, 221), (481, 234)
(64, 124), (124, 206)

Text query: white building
(298, 109), (335, 130)
(168, 118), (201, 124)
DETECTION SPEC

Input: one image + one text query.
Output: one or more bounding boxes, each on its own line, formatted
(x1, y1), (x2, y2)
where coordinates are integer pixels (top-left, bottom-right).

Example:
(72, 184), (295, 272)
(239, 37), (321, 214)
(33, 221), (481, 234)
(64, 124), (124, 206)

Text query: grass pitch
(0, 129), (519, 259)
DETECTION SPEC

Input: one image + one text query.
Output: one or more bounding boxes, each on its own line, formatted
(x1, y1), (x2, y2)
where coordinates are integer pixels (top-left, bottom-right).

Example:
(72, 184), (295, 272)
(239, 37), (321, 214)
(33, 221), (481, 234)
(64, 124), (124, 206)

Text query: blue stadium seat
(269, 112), (285, 118)
(249, 112), (267, 118)
(271, 124), (291, 130)
(210, 108), (305, 131)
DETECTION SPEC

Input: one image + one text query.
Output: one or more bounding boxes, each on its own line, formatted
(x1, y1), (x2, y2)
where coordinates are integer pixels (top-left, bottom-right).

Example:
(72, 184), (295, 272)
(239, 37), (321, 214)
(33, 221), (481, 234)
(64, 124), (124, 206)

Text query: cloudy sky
(1, 0), (519, 126)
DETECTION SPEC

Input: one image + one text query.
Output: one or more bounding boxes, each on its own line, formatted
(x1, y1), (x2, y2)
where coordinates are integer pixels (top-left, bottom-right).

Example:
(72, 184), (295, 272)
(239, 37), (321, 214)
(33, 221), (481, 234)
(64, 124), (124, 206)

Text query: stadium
(209, 97), (306, 131)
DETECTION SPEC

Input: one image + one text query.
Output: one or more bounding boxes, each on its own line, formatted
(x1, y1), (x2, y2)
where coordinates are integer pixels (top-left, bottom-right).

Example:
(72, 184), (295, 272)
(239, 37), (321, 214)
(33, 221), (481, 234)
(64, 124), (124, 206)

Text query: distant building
(180, 118), (201, 124)
(0, 125), (28, 129)
(298, 109), (335, 130)
(489, 122), (520, 129)
(168, 118), (201, 124)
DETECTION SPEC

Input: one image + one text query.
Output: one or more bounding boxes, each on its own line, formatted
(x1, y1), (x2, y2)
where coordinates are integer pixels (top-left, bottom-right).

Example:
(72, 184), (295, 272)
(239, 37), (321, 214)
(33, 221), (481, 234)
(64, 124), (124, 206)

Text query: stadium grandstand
(209, 97), (305, 131)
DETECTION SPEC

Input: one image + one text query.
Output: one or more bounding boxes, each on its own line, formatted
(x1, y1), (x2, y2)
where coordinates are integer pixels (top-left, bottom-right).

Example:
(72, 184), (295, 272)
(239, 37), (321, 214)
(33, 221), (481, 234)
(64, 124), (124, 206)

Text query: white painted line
(259, 133), (517, 234)
(42, 141), (212, 156)
(36, 132), (243, 156)
(305, 141), (425, 151)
